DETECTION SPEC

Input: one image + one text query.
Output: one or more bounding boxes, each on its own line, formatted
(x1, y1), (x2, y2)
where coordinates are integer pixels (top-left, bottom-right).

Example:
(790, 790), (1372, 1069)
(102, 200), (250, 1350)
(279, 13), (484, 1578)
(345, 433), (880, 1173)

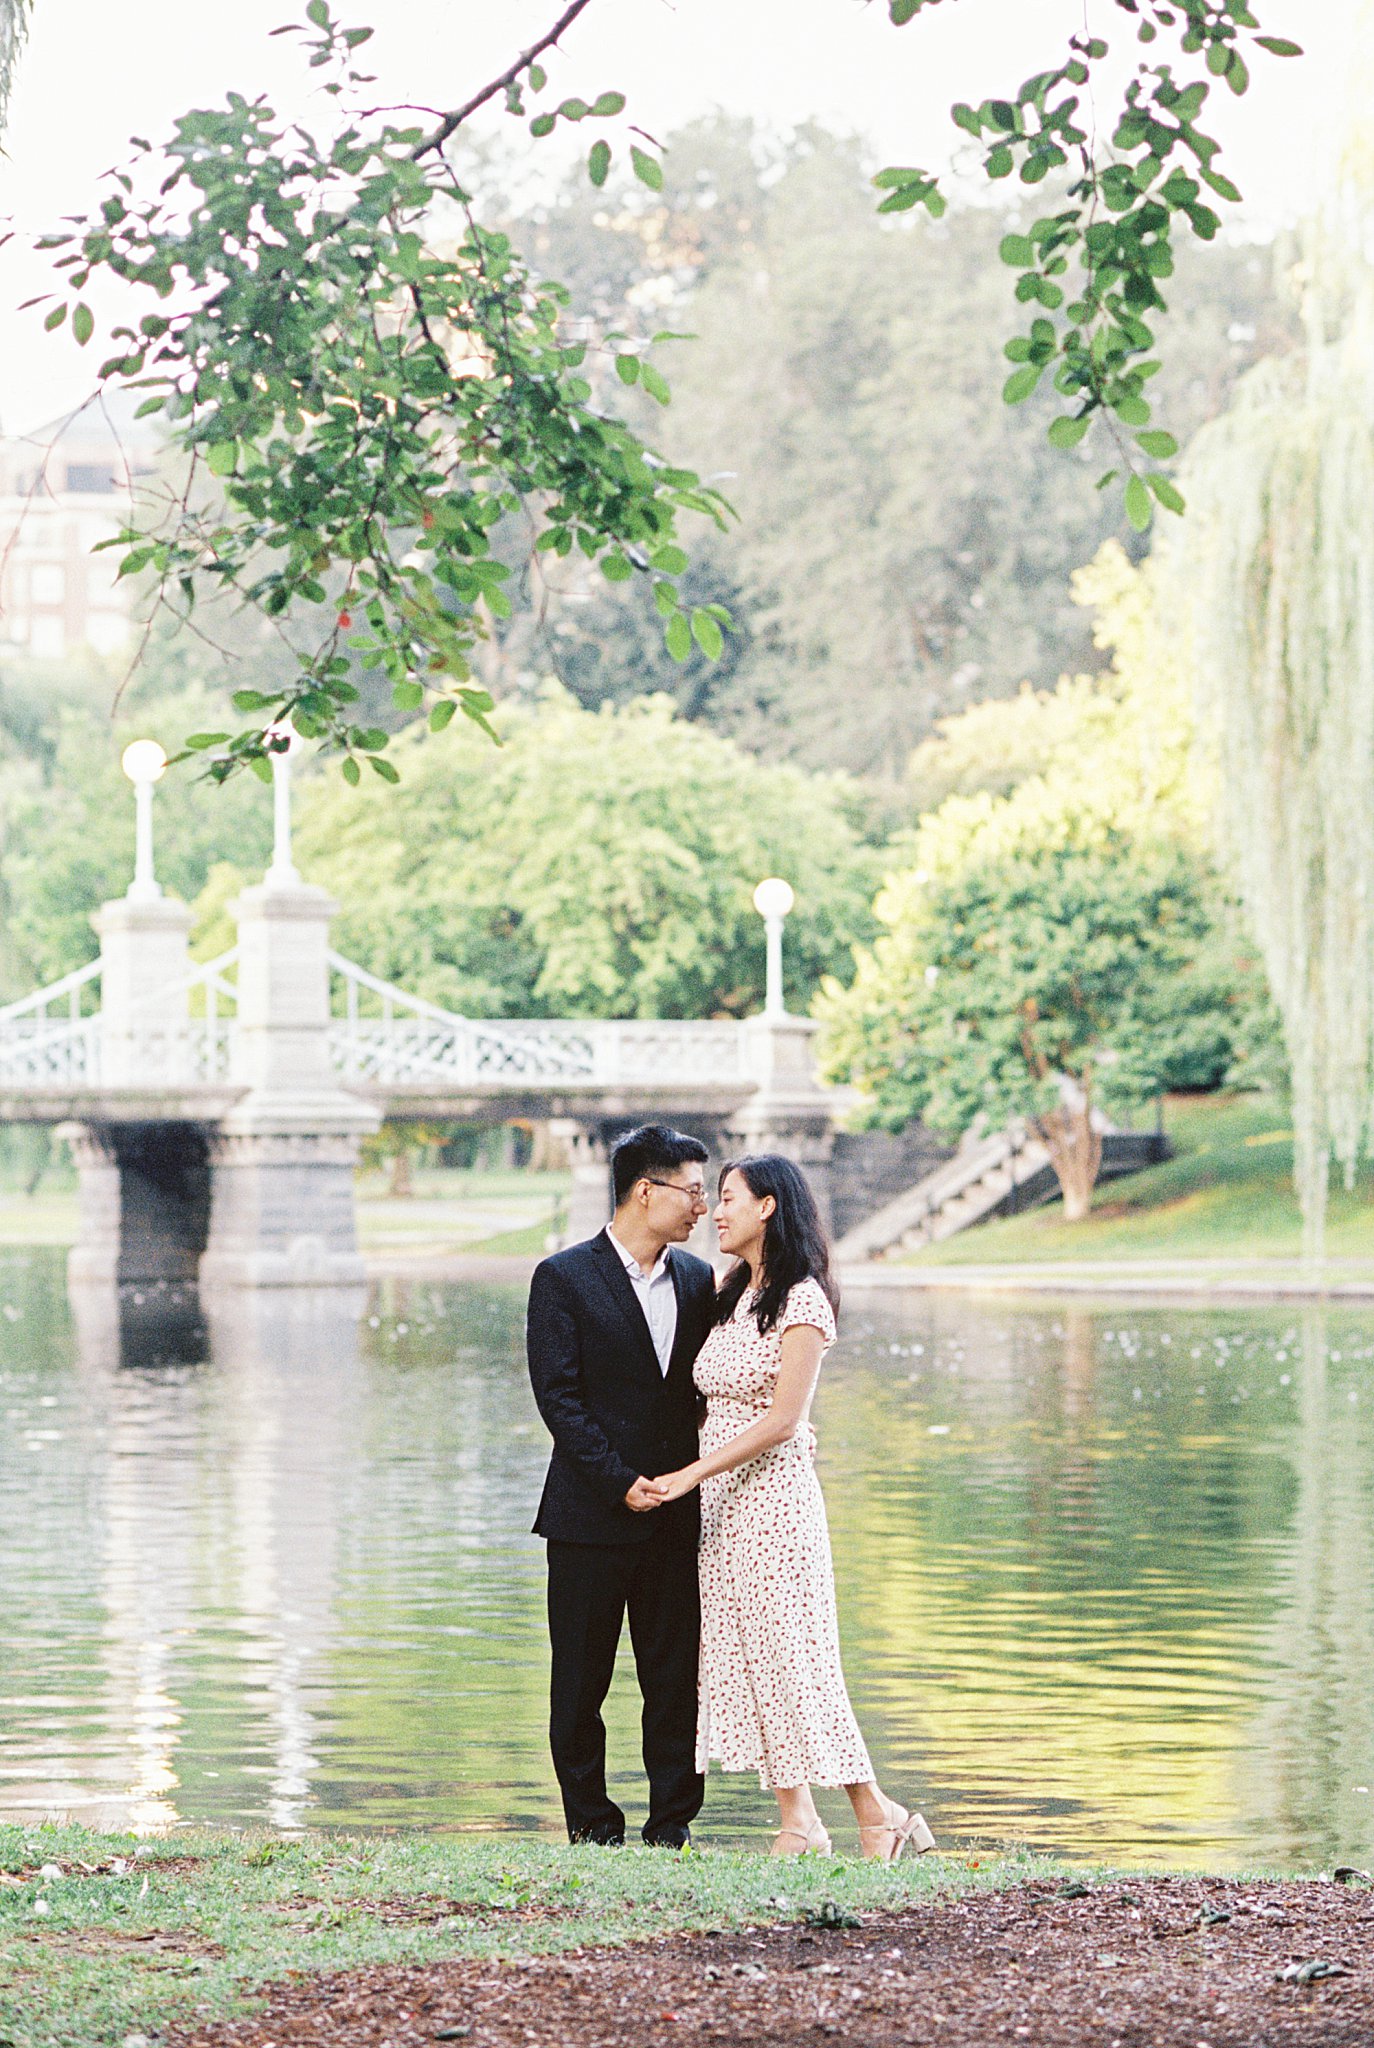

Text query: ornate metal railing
(327, 953), (746, 1089)
(0, 951), (240, 1089)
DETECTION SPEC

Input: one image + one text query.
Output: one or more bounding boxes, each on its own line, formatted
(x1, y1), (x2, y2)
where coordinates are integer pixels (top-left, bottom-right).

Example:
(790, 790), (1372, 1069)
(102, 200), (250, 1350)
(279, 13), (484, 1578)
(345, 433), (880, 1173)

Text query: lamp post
(264, 724), (303, 888)
(120, 740), (168, 901)
(752, 876), (795, 1018)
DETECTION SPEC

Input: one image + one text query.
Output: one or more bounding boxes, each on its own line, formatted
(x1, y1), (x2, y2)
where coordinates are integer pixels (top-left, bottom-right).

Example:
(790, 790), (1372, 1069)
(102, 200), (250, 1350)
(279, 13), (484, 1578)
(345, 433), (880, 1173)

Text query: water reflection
(2, 1250), (1373, 1866)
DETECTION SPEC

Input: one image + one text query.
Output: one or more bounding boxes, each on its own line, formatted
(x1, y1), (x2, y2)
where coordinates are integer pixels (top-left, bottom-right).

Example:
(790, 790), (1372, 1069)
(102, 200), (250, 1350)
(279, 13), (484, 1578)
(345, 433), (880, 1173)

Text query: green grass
(905, 1093), (1374, 1268)
(0, 1825), (1056, 2048)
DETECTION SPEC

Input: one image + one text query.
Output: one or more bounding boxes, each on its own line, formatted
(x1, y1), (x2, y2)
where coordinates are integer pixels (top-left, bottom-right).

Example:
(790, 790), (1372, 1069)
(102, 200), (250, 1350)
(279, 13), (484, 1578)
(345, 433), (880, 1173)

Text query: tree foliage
(1162, 200), (1374, 1250)
(495, 127), (1290, 777)
(817, 544), (1282, 1208)
(23, 0), (1299, 774)
(286, 690), (877, 1021)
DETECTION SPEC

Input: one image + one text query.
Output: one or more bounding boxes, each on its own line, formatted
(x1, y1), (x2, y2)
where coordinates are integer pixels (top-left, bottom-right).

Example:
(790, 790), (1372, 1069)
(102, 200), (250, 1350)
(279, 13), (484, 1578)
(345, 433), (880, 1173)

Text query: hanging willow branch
(0, 0), (30, 134)
(1169, 228), (1374, 1253)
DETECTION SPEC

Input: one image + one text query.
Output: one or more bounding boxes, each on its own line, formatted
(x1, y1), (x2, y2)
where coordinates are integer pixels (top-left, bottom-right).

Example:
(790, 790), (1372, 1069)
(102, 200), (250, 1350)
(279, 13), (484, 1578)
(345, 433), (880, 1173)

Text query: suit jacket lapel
(665, 1251), (704, 1386)
(587, 1230), (662, 1383)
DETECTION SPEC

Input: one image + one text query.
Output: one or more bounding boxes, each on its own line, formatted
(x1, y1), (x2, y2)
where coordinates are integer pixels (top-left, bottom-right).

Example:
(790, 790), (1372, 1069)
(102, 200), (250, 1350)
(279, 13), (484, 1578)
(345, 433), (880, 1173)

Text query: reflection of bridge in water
(0, 752), (845, 1286)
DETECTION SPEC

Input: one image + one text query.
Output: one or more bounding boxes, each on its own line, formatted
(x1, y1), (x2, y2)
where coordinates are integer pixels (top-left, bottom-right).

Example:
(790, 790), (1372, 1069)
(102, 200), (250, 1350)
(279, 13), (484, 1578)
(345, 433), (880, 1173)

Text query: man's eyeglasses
(643, 1177), (709, 1208)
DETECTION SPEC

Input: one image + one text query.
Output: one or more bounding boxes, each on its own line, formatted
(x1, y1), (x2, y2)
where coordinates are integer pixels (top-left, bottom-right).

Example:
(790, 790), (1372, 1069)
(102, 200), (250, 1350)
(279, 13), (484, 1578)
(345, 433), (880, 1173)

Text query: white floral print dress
(693, 1277), (874, 1791)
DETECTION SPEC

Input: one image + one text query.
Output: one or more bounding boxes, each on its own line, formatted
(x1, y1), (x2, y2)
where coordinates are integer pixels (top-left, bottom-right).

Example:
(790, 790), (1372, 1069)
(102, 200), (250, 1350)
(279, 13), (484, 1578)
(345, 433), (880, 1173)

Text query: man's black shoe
(570, 1828), (624, 1847)
(642, 1827), (691, 1849)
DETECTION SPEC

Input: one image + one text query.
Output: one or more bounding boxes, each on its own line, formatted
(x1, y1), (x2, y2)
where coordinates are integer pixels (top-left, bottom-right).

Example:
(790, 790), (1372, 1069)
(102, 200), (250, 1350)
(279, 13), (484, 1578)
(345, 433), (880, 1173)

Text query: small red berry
(337, 609), (352, 628)
(422, 510), (436, 529)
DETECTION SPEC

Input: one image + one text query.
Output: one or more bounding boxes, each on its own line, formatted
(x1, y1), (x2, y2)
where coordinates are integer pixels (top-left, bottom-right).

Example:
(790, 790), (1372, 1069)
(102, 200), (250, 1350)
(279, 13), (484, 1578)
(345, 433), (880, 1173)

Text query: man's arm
(527, 1261), (644, 1509)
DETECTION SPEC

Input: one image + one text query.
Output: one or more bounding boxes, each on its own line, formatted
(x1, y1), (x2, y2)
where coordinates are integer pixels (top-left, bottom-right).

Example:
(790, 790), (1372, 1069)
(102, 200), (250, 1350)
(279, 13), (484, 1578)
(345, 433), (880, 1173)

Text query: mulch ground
(169, 1876), (1374, 2047)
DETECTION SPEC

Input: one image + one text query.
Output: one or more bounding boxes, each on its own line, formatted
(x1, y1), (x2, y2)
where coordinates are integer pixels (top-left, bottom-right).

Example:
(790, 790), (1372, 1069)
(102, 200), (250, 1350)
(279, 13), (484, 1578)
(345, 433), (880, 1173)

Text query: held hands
(623, 1470), (699, 1512)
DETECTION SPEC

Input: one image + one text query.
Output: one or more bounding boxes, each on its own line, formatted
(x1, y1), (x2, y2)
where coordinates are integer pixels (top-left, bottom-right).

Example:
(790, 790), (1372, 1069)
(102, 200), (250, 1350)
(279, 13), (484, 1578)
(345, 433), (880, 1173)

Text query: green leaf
(999, 234), (1036, 267)
(590, 91), (626, 117)
(248, 755), (274, 785)
(341, 755), (362, 786)
(691, 609), (724, 659)
(987, 145), (1014, 179)
(588, 140), (611, 188)
(890, 0), (921, 20)
(1145, 470), (1186, 514)
(43, 303), (67, 331)
(557, 97), (591, 121)
(393, 680), (424, 710)
(639, 362), (671, 405)
(529, 113), (556, 138)
(1114, 395), (1151, 427)
(1003, 363), (1044, 405)
(1136, 429), (1179, 460)
(601, 551), (633, 582)
(185, 731), (231, 750)
(665, 612), (692, 662)
(1255, 36), (1302, 56)
(1048, 414), (1090, 449)
(305, 0), (329, 23)
(1124, 474), (1153, 530)
(368, 754), (401, 783)
(429, 699), (458, 731)
(527, 62), (547, 90)
(650, 544), (688, 574)
(631, 145), (663, 191)
(206, 442), (239, 477)
(231, 689), (275, 712)
(72, 302), (94, 346)
(615, 353), (639, 386)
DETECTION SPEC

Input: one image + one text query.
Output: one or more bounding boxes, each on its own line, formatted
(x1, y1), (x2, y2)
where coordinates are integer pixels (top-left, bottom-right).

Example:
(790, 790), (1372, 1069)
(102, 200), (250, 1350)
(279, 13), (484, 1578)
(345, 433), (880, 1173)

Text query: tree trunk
(388, 1144), (414, 1199)
(1036, 1100), (1103, 1222)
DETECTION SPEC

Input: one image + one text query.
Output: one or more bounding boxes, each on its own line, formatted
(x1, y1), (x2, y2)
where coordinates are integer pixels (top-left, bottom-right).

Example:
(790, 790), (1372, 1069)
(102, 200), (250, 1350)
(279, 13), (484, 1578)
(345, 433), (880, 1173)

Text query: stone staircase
(834, 1119), (1169, 1262)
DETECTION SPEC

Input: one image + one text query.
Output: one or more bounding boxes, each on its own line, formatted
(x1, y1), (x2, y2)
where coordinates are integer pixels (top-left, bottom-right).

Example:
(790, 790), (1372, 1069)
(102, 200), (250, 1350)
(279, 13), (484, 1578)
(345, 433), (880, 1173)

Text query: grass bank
(0, 1826), (1053, 2048)
(903, 1093), (1374, 1270)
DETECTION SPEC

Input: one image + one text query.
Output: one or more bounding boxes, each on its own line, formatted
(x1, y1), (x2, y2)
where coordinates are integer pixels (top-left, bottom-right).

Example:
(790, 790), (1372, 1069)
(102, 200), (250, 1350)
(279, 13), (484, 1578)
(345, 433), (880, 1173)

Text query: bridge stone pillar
(548, 1118), (613, 1245)
(92, 894), (194, 1085)
(199, 878), (380, 1287)
(725, 1013), (837, 1231)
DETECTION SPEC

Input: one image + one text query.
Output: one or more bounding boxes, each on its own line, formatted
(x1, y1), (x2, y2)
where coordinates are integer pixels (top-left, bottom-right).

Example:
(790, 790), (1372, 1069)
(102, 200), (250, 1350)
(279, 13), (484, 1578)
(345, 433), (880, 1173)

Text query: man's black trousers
(546, 1521), (704, 1845)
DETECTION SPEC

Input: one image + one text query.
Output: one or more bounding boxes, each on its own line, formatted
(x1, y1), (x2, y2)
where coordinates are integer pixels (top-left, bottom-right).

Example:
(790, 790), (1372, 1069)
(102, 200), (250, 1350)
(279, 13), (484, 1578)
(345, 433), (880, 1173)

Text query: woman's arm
(650, 1323), (826, 1501)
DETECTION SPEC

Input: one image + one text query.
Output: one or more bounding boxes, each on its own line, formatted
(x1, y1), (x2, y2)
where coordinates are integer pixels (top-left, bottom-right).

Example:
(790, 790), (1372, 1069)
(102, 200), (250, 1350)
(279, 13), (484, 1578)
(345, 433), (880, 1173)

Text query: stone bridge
(0, 767), (840, 1286)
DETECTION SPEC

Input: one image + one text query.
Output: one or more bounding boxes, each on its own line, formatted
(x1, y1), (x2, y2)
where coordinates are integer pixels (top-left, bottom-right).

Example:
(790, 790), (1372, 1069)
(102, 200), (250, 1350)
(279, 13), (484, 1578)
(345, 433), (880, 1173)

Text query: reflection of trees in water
(1247, 1307), (1374, 1866)
(821, 1299), (1298, 1862)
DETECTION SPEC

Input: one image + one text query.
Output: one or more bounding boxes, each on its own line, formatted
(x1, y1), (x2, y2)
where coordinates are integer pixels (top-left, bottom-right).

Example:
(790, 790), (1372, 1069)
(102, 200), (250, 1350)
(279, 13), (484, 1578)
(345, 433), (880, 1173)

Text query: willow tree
(0, 0), (27, 132)
(1170, 192), (1374, 1250)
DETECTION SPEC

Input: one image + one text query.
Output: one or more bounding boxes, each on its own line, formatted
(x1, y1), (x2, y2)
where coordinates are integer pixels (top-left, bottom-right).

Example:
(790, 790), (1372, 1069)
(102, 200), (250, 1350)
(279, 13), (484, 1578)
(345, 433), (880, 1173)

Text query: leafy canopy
(27, 0), (1298, 777)
(28, 4), (730, 787)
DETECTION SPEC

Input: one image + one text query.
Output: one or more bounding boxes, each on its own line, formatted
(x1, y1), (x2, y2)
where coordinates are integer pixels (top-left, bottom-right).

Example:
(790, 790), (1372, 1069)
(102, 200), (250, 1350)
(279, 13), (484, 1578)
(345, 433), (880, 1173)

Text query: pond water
(2, 1245), (1372, 1868)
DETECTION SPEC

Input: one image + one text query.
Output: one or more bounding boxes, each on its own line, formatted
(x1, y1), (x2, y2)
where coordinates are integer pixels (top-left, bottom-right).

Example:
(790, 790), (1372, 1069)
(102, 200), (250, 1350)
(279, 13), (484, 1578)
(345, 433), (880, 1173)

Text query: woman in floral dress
(650, 1155), (936, 1860)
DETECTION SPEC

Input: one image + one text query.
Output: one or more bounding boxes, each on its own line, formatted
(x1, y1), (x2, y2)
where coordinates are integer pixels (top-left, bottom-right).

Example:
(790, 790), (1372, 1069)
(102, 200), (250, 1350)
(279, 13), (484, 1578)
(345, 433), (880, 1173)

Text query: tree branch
(412, 0), (599, 161)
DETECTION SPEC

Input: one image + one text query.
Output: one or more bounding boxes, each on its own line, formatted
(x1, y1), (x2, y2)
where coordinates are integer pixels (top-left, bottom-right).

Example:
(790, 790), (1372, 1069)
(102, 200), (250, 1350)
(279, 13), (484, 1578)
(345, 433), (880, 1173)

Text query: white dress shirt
(606, 1224), (678, 1376)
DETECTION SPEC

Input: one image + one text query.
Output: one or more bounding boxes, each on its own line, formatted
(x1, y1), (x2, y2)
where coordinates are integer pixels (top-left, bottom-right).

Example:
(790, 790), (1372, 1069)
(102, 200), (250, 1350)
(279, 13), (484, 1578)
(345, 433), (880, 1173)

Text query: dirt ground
(168, 1875), (1374, 2047)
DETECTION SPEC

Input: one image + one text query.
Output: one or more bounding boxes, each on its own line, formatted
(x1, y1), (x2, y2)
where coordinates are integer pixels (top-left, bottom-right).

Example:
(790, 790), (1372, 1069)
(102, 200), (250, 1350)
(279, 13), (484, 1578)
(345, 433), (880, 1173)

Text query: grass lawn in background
(904, 1092), (1374, 1269)
(0, 1825), (1050, 2048)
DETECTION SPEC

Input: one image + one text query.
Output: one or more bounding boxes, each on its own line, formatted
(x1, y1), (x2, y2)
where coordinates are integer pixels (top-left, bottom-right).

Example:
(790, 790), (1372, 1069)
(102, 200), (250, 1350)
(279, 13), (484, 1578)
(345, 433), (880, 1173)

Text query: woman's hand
(651, 1466), (701, 1503)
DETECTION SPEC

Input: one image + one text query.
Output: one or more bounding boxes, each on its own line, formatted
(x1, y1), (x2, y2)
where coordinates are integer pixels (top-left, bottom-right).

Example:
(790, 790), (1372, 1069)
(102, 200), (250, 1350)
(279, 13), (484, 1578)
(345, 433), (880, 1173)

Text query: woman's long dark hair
(713, 1154), (839, 1335)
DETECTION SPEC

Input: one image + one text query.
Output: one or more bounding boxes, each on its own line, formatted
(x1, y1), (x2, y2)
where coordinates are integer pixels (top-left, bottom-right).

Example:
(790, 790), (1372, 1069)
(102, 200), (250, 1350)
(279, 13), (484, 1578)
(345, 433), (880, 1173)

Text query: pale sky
(0, 0), (1349, 433)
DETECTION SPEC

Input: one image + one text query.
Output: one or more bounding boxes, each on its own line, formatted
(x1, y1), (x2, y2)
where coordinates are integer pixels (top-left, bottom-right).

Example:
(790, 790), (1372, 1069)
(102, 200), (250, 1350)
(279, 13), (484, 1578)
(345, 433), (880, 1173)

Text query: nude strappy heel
(770, 1817), (833, 1858)
(858, 1797), (936, 1862)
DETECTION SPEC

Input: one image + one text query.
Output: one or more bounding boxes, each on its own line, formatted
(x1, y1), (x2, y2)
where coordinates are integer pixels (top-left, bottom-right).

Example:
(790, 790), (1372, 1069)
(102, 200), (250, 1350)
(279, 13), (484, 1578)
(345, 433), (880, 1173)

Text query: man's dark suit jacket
(527, 1230), (717, 1547)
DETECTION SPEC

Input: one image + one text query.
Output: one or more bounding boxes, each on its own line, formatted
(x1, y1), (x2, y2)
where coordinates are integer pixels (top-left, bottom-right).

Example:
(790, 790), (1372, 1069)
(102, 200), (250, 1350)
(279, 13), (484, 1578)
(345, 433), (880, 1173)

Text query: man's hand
(624, 1476), (667, 1513)
(649, 1469), (697, 1504)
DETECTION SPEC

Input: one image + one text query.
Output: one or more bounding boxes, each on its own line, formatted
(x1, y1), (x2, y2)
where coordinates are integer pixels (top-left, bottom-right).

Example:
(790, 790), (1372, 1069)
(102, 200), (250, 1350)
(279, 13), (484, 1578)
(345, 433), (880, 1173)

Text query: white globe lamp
(120, 740), (168, 901)
(752, 877), (795, 1017)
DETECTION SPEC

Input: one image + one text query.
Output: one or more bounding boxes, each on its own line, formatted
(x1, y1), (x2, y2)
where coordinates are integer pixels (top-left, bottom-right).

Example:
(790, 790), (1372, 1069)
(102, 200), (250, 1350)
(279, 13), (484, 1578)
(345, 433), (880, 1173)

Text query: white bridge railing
(326, 954), (746, 1088)
(0, 951), (240, 1089)
(0, 949), (747, 1095)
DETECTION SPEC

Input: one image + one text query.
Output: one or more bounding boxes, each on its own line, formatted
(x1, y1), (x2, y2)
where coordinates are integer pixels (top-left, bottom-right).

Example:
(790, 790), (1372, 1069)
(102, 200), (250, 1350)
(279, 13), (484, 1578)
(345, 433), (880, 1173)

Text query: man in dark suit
(526, 1124), (716, 1846)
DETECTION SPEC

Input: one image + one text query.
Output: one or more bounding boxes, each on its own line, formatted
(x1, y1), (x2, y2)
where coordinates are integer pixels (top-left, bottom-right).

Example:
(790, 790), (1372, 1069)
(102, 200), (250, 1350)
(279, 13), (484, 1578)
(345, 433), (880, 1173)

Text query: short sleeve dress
(693, 1276), (875, 1791)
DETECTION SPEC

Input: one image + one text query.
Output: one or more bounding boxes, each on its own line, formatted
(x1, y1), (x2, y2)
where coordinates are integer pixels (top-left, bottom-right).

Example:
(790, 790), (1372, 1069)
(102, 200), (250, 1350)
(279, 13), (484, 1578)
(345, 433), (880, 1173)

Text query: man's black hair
(610, 1124), (709, 1207)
